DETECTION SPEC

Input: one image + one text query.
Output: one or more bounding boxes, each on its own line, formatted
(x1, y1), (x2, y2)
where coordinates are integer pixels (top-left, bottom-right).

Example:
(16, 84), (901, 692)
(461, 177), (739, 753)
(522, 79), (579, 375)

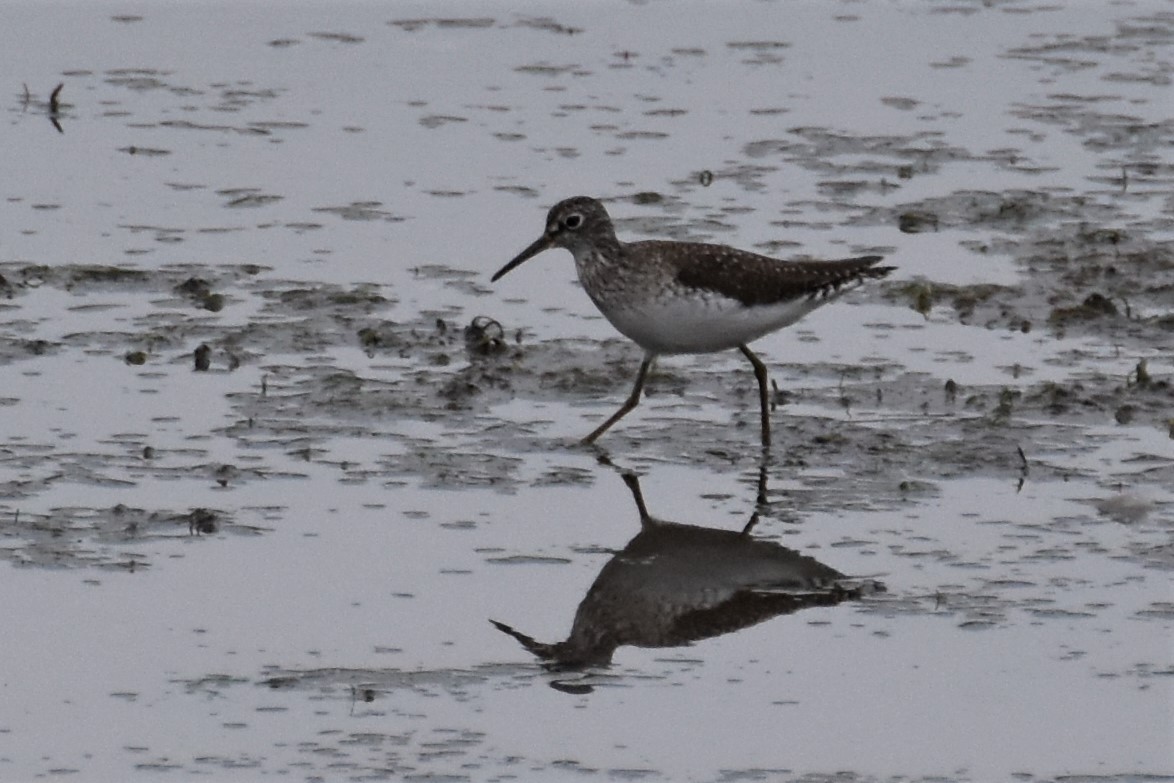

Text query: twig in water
(1015, 446), (1029, 493)
(47, 83), (65, 133)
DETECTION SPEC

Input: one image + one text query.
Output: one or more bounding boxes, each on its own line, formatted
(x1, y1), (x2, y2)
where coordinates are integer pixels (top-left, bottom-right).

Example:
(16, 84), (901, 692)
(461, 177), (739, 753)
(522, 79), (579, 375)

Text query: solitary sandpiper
(491, 196), (894, 447)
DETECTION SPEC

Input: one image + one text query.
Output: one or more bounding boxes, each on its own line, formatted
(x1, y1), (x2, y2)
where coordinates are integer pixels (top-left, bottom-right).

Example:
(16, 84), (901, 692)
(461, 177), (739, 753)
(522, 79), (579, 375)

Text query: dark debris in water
(876, 207), (1173, 352)
(0, 262), (268, 301)
(0, 504), (264, 570)
(312, 202), (405, 222)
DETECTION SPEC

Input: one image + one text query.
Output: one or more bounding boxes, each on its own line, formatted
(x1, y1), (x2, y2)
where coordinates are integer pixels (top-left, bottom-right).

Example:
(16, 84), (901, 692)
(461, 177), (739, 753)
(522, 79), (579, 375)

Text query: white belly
(597, 293), (821, 355)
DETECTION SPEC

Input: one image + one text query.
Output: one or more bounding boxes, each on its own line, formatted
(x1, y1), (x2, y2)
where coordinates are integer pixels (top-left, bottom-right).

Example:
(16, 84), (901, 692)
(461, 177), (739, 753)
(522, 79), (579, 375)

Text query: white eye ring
(563, 213), (584, 230)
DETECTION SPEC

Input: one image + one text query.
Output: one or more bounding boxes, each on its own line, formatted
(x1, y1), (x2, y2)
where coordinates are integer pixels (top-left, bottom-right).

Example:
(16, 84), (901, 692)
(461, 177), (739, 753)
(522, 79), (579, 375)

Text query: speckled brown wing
(666, 243), (894, 307)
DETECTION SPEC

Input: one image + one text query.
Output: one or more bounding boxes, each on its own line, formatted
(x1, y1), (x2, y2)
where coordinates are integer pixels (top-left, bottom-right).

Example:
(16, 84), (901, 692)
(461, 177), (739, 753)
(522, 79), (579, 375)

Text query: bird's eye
(562, 213), (584, 230)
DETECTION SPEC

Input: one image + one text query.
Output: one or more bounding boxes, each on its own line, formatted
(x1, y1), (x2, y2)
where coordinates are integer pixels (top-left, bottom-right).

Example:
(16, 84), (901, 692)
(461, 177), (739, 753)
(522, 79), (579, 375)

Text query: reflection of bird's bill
(489, 619), (557, 658)
(491, 233), (554, 282)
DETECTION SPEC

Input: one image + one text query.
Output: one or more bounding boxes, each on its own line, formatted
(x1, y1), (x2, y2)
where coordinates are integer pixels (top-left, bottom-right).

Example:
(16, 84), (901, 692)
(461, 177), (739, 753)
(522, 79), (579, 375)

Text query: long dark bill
(490, 233), (553, 282)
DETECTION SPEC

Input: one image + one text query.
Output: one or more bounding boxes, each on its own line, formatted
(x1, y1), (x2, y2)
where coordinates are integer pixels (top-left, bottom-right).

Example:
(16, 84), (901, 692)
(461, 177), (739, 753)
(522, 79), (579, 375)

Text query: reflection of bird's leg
(745, 448), (771, 529)
(754, 454), (769, 509)
(620, 472), (657, 528)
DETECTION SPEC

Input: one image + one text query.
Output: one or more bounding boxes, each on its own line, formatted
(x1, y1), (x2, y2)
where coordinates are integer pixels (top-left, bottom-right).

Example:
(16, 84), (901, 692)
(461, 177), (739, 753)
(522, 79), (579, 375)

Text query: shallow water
(1, 2), (1171, 781)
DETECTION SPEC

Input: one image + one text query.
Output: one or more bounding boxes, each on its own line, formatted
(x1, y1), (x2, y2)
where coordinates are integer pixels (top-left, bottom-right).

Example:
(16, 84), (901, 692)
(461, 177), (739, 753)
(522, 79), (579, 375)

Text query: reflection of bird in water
(492, 473), (884, 668)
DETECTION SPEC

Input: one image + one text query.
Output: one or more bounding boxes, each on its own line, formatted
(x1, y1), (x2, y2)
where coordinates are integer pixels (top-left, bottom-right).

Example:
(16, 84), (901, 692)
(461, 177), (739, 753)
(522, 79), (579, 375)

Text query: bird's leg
(739, 344), (771, 448)
(582, 353), (655, 444)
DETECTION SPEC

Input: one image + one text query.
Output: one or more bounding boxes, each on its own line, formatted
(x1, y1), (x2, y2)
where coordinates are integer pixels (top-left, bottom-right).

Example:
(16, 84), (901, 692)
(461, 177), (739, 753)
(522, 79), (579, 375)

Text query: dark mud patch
(0, 504), (267, 570)
(871, 192), (1173, 350)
